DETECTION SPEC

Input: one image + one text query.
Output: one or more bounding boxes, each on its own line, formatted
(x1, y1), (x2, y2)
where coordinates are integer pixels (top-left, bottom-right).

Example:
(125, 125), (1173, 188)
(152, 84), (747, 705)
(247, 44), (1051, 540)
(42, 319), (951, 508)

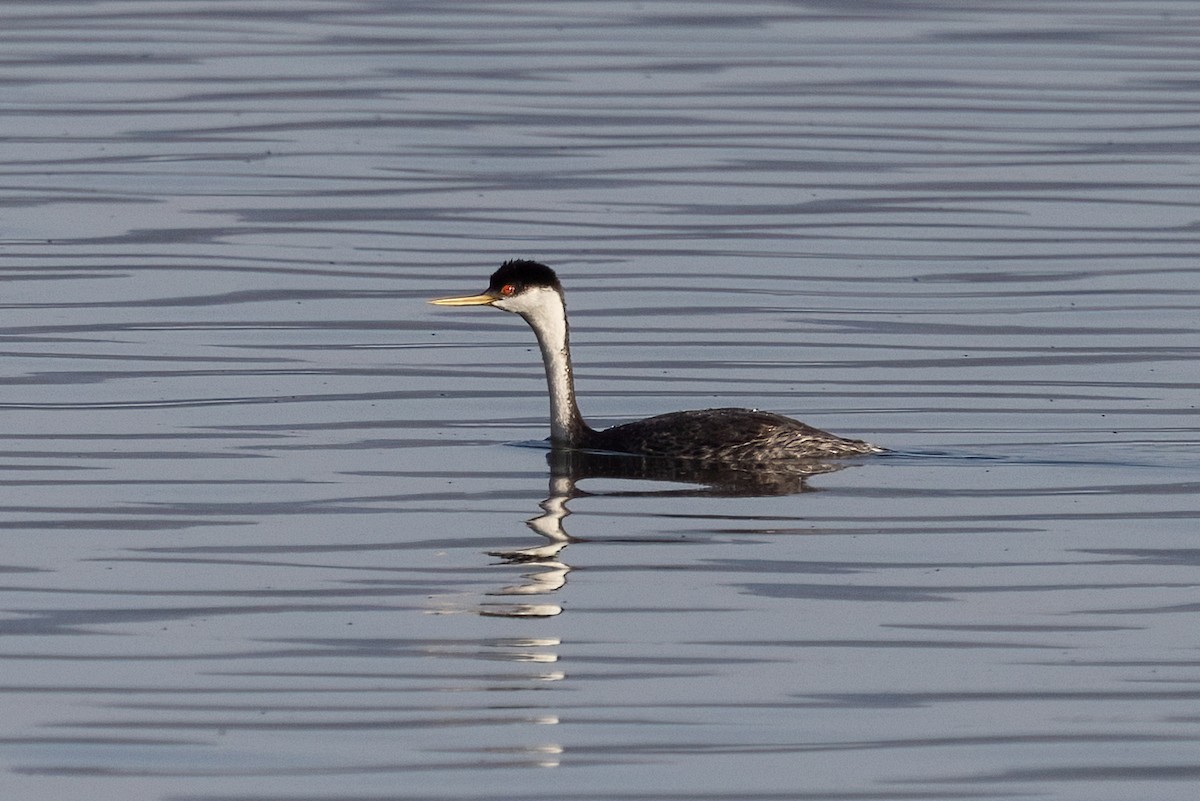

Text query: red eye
(500, 284), (516, 296)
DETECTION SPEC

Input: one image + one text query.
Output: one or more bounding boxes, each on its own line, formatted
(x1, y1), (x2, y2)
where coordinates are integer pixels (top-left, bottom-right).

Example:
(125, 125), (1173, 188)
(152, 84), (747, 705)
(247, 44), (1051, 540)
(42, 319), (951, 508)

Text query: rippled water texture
(2, 2), (1199, 800)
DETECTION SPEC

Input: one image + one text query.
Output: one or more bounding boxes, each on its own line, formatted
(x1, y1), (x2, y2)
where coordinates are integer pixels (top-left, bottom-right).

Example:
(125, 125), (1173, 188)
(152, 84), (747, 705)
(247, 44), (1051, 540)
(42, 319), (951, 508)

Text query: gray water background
(2, 2), (1199, 799)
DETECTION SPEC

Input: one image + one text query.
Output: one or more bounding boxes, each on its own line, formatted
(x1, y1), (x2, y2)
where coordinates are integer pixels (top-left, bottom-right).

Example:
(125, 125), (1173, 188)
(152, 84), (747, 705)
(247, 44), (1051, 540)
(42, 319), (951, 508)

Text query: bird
(429, 260), (882, 463)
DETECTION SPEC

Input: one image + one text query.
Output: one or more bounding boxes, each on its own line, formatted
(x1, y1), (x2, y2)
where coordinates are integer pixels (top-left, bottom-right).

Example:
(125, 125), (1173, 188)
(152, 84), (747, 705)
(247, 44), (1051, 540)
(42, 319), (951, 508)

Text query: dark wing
(589, 407), (878, 461)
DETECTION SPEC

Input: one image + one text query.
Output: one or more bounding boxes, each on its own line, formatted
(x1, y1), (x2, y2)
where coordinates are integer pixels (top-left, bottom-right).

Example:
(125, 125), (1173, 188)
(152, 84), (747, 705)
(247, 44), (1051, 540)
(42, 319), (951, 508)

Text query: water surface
(1, 2), (1199, 800)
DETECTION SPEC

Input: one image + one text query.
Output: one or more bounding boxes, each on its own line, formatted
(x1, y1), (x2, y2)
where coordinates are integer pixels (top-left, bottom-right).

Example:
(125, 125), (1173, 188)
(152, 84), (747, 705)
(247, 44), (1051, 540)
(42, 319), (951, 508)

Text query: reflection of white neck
(516, 288), (588, 446)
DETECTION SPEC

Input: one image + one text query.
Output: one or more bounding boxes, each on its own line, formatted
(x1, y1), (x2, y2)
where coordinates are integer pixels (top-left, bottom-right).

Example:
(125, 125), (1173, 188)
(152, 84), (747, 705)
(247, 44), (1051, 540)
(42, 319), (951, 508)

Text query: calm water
(2, 2), (1199, 799)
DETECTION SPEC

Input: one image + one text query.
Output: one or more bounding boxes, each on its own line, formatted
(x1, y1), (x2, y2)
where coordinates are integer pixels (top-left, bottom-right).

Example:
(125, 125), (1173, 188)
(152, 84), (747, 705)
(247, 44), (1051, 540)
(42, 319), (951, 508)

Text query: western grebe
(429, 260), (881, 462)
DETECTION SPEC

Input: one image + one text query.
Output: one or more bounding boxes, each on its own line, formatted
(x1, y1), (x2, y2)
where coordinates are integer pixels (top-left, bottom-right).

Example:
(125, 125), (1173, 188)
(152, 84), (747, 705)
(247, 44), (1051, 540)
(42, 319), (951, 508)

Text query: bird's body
(587, 408), (875, 461)
(430, 260), (881, 462)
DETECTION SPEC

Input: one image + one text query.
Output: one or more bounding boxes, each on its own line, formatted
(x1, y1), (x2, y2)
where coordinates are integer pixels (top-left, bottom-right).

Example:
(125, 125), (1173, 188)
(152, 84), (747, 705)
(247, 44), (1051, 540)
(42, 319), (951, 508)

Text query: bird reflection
(544, 447), (850, 497)
(479, 448), (855, 617)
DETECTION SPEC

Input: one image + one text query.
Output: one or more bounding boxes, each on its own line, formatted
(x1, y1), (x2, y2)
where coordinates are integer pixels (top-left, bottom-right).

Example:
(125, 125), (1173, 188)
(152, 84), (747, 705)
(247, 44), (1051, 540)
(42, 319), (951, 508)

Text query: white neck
(508, 287), (588, 445)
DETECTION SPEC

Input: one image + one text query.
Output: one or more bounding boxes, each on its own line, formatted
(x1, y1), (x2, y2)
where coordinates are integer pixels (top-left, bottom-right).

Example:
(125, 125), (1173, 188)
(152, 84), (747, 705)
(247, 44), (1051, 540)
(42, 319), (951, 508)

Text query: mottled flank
(585, 407), (883, 462)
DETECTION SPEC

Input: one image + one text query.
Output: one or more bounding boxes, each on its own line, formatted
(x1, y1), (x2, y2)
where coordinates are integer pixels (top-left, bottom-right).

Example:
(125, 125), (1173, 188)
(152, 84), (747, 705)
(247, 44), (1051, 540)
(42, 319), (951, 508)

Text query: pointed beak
(428, 292), (496, 307)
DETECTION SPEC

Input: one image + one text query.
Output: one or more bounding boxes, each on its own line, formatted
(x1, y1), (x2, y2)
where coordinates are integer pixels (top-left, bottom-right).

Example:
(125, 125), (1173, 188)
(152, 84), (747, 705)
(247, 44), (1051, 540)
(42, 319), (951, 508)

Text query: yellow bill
(428, 292), (495, 307)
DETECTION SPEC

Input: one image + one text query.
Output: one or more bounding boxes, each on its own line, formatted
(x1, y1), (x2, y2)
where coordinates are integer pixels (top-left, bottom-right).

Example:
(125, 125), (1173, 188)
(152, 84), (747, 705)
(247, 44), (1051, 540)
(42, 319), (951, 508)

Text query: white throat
(497, 286), (586, 445)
